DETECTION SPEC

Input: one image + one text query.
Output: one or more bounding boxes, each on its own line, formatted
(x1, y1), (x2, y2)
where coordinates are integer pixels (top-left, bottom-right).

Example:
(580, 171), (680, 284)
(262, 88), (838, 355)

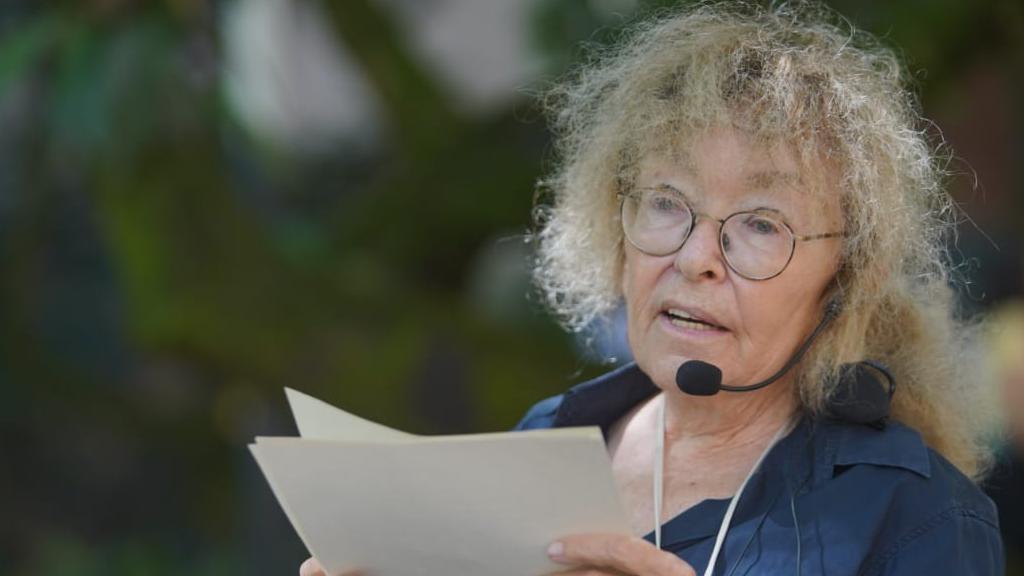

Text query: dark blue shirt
(514, 363), (1004, 575)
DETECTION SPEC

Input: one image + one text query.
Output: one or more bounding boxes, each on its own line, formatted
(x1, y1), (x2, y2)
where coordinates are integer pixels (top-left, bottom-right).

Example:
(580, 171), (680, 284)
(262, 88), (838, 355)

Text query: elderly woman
(302, 3), (1002, 575)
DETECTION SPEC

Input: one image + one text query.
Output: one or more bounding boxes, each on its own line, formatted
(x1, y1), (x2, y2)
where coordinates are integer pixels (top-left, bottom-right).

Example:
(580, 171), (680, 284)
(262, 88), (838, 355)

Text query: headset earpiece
(826, 360), (896, 429)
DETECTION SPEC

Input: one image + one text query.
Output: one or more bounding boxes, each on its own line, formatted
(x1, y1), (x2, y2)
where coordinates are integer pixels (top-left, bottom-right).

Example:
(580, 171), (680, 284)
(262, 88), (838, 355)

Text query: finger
(299, 557), (364, 576)
(548, 565), (626, 569)
(299, 557), (324, 576)
(548, 534), (696, 576)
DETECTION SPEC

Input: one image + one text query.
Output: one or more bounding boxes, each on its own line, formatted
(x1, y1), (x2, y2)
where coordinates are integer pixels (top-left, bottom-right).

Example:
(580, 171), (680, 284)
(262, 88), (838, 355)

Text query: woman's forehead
(633, 147), (841, 227)
(634, 153), (807, 195)
(646, 128), (803, 175)
(638, 127), (838, 194)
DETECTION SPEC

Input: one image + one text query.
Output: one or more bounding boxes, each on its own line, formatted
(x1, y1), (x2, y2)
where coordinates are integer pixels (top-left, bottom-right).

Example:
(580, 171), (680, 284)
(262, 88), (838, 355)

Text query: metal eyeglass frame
(618, 187), (845, 281)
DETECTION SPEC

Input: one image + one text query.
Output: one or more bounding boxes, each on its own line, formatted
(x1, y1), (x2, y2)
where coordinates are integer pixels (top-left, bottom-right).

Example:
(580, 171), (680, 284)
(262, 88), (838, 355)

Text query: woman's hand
(296, 534), (696, 576)
(545, 533), (696, 576)
(298, 557), (363, 576)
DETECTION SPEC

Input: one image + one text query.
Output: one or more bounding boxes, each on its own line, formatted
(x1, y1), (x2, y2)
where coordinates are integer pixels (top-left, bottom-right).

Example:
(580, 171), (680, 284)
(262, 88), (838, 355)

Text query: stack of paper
(250, 389), (630, 576)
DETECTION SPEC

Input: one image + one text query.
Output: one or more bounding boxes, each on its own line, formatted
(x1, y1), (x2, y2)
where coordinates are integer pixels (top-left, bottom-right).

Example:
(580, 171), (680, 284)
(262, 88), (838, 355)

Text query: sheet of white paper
(250, 428), (629, 576)
(285, 387), (415, 441)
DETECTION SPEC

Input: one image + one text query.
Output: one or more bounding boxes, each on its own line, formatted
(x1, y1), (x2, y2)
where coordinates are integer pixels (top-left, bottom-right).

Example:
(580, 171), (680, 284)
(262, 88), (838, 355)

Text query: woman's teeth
(668, 316), (720, 331)
(664, 310), (722, 331)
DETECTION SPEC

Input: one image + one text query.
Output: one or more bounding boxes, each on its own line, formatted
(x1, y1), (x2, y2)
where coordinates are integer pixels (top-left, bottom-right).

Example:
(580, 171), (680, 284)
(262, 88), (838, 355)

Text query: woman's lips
(663, 307), (727, 328)
(658, 311), (729, 337)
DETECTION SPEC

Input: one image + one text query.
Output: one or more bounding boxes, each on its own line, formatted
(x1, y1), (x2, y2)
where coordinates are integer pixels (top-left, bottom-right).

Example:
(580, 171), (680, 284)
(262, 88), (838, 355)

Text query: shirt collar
(824, 417), (932, 478)
(552, 362), (659, 439)
(551, 362), (931, 479)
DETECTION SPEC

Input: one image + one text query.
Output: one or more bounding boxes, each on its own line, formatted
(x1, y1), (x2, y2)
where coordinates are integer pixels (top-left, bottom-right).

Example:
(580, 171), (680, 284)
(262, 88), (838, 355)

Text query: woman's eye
(648, 194), (685, 213)
(746, 216), (780, 234)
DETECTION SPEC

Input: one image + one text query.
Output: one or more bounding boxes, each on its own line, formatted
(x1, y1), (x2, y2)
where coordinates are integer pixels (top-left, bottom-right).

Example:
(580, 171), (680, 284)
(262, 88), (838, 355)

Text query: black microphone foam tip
(676, 361), (723, 396)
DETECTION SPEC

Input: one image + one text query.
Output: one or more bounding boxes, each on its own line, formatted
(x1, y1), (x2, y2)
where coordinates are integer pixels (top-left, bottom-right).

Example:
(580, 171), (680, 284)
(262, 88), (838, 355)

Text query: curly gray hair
(532, 1), (994, 478)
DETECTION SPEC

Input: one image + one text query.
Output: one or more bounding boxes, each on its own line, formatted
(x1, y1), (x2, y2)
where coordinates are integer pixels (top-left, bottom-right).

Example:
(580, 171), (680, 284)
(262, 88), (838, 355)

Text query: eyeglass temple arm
(795, 231), (845, 242)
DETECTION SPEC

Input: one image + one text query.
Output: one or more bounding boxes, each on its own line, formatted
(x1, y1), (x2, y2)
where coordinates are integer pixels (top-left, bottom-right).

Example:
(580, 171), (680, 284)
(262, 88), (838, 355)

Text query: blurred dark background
(0, 0), (1021, 574)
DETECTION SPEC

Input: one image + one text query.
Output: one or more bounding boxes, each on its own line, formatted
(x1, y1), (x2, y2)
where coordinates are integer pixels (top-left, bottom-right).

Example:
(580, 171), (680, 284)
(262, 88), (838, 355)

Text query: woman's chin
(638, 353), (727, 392)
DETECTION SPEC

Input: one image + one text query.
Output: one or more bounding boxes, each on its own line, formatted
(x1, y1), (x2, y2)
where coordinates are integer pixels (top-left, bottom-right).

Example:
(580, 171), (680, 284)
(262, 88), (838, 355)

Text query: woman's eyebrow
(750, 206), (785, 215)
(749, 206), (795, 223)
(745, 170), (801, 190)
(653, 182), (686, 193)
(645, 182), (688, 197)
(739, 201), (795, 222)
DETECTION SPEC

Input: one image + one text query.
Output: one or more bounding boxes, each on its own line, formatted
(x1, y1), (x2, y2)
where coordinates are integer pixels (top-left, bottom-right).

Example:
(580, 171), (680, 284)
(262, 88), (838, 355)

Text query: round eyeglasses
(619, 186), (844, 280)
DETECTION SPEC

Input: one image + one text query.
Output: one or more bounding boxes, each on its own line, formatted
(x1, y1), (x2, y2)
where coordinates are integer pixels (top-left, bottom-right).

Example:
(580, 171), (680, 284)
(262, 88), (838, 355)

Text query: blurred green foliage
(0, 0), (1020, 575)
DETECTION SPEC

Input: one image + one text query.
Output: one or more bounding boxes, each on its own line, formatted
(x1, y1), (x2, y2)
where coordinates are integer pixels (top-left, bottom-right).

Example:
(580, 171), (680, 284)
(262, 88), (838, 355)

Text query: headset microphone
(674, 361), (722, 396)
(673, 298), (895, 427)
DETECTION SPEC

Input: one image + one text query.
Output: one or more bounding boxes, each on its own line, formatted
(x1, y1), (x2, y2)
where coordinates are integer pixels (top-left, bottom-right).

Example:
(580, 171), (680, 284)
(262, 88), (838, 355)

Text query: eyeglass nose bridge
(690, 209), (729, 230)
(680, 208), (730, 252)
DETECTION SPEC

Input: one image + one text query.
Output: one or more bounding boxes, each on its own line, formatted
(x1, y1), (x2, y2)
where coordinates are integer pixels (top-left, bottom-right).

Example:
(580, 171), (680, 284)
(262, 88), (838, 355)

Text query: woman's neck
(658, 378), (798, 455)
(605, 375), (800, 536)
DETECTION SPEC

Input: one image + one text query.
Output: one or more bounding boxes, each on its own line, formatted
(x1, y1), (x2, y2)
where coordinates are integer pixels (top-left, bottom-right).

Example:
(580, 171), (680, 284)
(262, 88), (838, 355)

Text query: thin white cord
(652, 399), (794, 575)
(654, 396), (665, 549)
(700, 419), (790, 576)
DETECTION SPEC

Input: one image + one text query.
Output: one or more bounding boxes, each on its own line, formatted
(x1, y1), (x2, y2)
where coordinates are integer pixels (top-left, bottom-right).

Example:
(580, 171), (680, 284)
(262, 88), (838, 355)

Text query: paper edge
(248, 444), (323, 569)
(284, 387), (416, 440)
(253, 425), (603, 447)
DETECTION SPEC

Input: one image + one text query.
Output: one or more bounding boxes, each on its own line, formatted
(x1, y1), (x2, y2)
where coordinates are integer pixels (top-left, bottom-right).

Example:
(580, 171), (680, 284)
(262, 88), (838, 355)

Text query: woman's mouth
(662, 309), (727, 332)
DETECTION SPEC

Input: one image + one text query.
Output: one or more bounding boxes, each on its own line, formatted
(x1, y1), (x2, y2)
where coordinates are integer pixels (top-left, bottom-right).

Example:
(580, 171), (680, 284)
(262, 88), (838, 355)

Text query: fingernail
(547, 541), (564, 560)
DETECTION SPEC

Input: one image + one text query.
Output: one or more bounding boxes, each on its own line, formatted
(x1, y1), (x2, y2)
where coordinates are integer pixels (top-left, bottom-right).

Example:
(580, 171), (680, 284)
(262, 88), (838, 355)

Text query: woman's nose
(673, 217), (727, 281)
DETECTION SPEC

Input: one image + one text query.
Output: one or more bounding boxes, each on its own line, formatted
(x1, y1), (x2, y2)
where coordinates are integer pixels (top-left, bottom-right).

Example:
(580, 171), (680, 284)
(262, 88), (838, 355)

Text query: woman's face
(622, 127), (843, 392)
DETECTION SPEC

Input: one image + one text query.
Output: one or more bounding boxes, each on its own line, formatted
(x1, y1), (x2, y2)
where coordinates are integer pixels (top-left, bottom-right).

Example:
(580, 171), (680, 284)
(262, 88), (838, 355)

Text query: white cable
(653, 400), (794, 575)
(700, 419), (791, 576)
(654, 395), (665, 549)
